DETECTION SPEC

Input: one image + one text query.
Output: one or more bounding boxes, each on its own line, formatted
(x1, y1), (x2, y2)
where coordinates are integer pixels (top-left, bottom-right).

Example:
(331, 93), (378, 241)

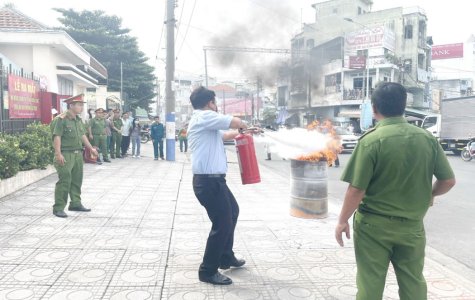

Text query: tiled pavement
(0, 143), (474, 299)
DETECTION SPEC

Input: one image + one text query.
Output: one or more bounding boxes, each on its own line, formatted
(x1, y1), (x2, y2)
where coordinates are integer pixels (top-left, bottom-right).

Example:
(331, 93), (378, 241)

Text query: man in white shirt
(188, 86), (249, 285)
(120, 112), (132, 157)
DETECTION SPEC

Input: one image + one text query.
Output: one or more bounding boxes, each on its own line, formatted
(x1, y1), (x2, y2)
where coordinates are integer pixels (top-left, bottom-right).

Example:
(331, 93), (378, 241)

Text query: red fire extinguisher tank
(235, 131), (261, 185)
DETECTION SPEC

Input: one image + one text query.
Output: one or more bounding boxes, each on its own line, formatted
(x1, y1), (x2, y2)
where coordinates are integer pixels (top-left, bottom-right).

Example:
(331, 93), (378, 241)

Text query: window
(384, 77), (389, 82)
(418, 54), (425, 69)
(418, 20), (426, 37)
(357, 49), (368, 57)
(404, 25), (413, 39)
(358, 7), (362, 15)
(58, 77), (73, 96)
(333, 8), (338, 14)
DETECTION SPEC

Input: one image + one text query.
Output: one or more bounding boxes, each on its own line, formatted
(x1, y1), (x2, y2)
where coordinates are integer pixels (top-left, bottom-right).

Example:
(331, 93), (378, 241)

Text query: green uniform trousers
(53, 151), (84, 212)
(354, 211), (427, 300)
(91, 134), (108, 160)
(110, 132), (122, 158)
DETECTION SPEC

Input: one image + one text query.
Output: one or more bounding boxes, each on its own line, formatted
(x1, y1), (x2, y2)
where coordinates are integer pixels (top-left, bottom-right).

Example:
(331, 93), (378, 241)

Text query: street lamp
(343, 18), (371, 101)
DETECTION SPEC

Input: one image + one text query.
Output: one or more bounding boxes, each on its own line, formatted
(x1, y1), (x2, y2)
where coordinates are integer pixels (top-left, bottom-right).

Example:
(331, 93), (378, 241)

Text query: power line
(175, 0), (186, 43)
(154, 8), (167, 62)
(177, 0), (197, 57)
(203, 46), (292, 54)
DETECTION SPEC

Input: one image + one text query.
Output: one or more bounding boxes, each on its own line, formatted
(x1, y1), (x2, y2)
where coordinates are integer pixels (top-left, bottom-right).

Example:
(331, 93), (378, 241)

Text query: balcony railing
(343, 89), (373, 100)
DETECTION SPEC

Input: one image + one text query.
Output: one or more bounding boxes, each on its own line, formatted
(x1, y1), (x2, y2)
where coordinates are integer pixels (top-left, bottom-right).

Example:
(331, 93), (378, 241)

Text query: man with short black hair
(120, 112), (131, 157)
(335, 82), (456, 299)
(50, 94), (98, 218)
(150, 116), (165, 160)
(188, 86), (250, 285)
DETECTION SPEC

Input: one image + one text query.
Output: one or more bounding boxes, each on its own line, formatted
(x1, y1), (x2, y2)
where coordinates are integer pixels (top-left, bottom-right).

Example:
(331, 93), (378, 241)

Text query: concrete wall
(0, 166), (56, 199)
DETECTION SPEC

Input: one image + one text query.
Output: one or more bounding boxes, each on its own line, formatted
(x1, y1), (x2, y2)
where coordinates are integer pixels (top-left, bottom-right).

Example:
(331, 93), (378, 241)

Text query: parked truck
(421, 96), (475, 154)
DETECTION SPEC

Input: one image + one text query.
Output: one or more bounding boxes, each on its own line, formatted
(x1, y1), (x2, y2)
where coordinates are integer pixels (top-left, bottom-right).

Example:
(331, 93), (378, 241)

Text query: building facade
(0, 6), (107, 128)
(283, 0), (432, 129)
(430, 37), (475, 101)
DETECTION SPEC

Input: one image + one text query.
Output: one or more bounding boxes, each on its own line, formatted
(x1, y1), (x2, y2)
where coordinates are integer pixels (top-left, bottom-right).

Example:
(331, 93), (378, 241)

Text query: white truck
(422, 96), (475, 154)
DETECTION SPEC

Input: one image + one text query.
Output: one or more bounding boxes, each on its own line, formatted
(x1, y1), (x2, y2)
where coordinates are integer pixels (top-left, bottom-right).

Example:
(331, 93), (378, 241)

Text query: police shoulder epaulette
(57, 113), (67, 119)
(359, 127), (376, 140)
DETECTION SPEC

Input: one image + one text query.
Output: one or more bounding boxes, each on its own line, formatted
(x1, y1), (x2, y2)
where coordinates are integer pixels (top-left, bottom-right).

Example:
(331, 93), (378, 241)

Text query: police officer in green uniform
(88, 108), (111, 163)
(110, 109), (123, 159)
(335, 82), (456, 300)
(51, 94), (98, 218)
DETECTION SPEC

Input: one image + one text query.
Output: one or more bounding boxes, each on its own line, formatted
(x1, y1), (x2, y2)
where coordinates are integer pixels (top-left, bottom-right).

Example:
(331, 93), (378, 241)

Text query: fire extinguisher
(235, 129), (261, 185)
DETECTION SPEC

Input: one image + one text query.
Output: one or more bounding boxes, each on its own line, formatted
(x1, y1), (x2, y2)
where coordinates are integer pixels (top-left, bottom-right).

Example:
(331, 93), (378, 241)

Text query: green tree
(54, 8), (156, 110)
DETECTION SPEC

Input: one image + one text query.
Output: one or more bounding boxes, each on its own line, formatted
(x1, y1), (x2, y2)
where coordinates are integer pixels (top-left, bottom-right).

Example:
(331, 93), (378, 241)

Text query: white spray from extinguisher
(254, 128), (331, 159)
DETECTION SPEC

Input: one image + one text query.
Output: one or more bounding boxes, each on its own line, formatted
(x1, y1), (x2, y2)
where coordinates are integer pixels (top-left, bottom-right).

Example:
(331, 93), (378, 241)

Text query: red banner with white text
(8, 74), (41, 119)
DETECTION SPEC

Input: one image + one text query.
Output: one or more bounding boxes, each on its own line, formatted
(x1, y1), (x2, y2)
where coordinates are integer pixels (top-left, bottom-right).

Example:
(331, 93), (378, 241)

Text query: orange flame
(295, 119), (342, 165)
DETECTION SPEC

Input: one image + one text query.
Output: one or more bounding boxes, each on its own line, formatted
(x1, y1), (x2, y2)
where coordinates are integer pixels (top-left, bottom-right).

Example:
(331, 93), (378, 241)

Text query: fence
(0, 59), (42, 134)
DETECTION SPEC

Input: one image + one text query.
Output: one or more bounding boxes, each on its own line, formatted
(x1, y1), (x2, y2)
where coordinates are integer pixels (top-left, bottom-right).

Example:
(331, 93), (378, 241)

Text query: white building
(0, 6), (108, 119)
(283, 0), (432, 129)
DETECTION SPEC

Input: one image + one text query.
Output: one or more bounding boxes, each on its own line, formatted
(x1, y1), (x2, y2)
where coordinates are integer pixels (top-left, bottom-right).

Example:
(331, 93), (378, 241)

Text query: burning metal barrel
(290, 159), (328, 219)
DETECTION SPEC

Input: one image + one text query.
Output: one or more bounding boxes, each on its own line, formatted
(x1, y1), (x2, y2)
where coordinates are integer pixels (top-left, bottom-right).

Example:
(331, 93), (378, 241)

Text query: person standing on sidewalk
(105, 109), (113, 155)
(150, 116), (165, 160)
(88, 108), (111, 163)
(110, 109), (123, 159)
(50, 94), (98, 218)
(335, 82), (456, 300)
(188, 86), (249, 285)
(120, 112), (131, 157)
(178, 126), (188, 152)
(130, 117), (142, 158)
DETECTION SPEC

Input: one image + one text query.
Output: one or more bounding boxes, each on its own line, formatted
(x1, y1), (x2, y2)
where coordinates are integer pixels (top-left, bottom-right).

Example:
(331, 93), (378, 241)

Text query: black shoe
(110, 156), (115, 159)
(96, 161), (103, 165)
(68, 205), (91, 212)
(219, 258), (246, 270)
(199, 272), (233, 285)
(103, 159), (111, 163)
(53, 210), (68, 218)
(160, 157), (164, 160)
(154, 158), (158, 161)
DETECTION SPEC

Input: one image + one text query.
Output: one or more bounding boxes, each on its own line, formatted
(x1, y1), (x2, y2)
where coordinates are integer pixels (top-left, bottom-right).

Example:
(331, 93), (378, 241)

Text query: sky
(4, 0), (474, 82)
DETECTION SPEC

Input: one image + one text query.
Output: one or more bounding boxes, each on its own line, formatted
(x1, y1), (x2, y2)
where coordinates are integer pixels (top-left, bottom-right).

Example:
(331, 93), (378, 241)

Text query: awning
(405, 107), (437, 118)
(338, 108), (361, 118)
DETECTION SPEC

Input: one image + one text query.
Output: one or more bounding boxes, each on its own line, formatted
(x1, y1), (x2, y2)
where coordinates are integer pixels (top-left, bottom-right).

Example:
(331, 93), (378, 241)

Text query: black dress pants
(121, 135), (130, 156)
(192, 175), (239, 276)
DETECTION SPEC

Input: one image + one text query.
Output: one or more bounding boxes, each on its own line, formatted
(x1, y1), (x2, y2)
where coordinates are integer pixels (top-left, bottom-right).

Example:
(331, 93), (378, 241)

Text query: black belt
(194, 174), (226, 178)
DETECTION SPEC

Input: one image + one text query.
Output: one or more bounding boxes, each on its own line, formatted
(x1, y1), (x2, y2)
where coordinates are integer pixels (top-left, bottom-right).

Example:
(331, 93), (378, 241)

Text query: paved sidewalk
(0, 143), (474, 299)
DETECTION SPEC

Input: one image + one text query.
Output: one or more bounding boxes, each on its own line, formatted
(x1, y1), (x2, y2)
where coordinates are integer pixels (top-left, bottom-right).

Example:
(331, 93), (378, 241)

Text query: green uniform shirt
(89, 117), (106, 135)
(112, 118), (123, 133)
(51, 111), (86, 152)
(341, 117), (454, 221)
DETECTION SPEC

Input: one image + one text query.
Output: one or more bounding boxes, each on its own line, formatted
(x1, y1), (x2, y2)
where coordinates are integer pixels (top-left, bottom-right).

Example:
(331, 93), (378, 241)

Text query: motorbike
(140, 128), (151, 144)
(460, 140), (475, 161)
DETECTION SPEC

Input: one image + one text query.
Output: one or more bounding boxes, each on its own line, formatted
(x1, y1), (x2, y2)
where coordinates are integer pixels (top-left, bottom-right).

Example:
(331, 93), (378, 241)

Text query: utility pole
(251, 92), (255, 124)
(120, 61), (123, 109)
(204, 49), (209, 87)
(256, 78), (260, 122)
(222, 89), (225, 114)
(165, 0), (176, 161)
